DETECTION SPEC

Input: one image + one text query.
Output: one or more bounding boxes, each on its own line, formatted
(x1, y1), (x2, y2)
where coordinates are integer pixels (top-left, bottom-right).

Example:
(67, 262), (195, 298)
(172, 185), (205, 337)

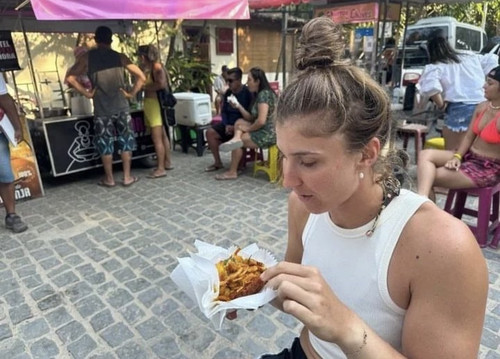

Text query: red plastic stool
(238, 148), (263, 169)
(443, 183), (500, 249)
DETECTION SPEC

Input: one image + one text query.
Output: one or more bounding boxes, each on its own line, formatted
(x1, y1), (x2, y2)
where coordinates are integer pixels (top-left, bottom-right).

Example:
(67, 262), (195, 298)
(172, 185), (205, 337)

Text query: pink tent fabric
(30, 0), (250, 20)
(248, 0), (309, 9)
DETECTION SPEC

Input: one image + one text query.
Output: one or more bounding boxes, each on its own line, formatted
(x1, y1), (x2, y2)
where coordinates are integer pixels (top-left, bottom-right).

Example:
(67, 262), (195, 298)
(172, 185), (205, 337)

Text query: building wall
(237, 19), (294, 92)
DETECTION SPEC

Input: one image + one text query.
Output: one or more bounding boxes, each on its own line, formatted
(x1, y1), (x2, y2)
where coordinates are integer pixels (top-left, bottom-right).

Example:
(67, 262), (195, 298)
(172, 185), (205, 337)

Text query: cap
(94, 26), (113, 45)
(487, 66), (500, 82)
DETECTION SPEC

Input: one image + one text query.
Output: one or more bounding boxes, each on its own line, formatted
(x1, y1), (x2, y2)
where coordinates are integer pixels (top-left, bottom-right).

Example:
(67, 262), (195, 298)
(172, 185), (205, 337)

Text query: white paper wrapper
(171, 240), (278, 329)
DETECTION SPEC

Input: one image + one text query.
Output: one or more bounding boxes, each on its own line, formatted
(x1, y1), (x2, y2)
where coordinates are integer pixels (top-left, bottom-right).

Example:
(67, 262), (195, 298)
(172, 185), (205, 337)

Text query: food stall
(30, 109), (154, 177)
(0, 0), (251, 187)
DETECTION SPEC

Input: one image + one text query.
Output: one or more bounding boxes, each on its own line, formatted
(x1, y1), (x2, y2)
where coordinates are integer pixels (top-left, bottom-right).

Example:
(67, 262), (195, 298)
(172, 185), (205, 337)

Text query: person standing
(66, 26), (145, 187)
(0, 73), (28, 233)
(137, 44), (173, 178)
(213, 65), (228, 115)
(204, 67), (252, 172)
(418, 35), (498, 151)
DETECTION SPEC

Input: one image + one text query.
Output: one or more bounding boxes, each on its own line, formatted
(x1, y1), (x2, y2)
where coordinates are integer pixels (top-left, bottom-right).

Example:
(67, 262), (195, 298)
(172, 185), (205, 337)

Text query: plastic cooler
(173, 92), (211, 127)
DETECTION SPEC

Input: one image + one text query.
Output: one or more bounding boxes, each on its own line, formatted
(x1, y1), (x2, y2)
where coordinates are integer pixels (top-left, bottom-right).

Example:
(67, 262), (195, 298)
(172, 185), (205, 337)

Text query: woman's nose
(281, 162), (300, 189)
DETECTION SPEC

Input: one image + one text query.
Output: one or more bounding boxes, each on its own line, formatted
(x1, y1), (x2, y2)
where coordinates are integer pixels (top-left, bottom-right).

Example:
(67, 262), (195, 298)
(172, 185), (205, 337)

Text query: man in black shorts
(204, 67), (252, 172)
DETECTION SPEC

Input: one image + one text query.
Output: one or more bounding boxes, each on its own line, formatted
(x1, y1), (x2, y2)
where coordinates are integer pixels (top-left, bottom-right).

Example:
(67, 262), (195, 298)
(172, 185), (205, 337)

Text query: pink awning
(30, 0), (250, 20)
(248, 0), (309, 9)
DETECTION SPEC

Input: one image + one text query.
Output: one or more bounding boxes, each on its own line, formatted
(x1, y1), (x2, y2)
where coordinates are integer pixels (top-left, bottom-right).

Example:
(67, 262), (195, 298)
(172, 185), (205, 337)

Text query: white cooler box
(173, 92), (211, 126)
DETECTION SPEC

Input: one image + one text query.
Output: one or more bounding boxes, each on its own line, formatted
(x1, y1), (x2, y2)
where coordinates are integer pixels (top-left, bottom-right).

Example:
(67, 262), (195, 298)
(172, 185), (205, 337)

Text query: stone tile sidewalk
(0, 148), (498, 359)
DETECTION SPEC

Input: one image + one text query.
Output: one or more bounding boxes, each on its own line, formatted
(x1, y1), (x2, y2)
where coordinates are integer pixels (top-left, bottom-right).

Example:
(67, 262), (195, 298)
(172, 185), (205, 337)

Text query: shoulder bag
(152, 67), (177, 126)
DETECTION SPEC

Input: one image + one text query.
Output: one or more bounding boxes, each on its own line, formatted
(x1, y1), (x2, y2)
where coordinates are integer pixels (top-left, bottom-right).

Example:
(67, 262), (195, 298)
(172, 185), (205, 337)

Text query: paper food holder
(171, 240), (278, 330)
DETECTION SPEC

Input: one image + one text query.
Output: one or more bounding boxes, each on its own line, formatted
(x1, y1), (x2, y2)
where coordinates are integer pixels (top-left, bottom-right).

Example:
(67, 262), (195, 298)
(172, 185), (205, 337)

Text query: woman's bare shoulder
(400, 201), (483, 267)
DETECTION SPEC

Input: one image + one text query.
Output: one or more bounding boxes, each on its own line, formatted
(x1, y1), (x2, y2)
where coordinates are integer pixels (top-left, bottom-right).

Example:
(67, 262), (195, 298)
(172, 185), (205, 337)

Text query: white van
(404, 16), (487, 52)
(392, 17), (488, 106)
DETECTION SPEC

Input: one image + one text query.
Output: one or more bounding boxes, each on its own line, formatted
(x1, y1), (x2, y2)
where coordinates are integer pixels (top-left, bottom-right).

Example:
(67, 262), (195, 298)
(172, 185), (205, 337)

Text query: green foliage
(166, 50), (214, 93)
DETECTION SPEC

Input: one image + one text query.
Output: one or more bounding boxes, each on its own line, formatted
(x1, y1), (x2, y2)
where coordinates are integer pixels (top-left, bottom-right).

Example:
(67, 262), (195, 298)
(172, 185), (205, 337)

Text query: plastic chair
(443, 182), (500, 248)
(253, 145), (279, 183)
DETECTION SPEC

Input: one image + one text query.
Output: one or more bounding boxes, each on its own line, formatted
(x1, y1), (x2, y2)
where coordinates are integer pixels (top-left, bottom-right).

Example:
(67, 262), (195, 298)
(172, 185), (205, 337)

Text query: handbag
(153, 68), (177, 109)
(157, 88), (177, 109)
(152, 67), (177, 126)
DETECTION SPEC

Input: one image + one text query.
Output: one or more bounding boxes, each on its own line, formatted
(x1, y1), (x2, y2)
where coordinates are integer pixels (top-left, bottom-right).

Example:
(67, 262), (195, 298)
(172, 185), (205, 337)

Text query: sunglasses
(226, 78), (238, 84)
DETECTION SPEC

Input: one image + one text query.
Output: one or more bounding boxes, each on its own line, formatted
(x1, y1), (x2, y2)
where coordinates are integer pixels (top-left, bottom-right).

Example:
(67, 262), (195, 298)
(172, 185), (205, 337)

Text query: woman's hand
(83, 88), (96, 99)
(120, 88), (134, 99)
(444, 157), (461, 171)
(261, 262), (353, 344)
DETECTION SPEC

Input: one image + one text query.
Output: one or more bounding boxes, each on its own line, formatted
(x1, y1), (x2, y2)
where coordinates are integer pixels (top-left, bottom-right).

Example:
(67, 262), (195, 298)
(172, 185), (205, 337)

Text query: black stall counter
(31, 110), (155, 177)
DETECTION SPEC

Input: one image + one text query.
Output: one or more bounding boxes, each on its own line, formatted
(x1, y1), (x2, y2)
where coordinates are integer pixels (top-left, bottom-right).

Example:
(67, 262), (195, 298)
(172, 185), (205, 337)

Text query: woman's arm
(399, 204), (488, 358)
(236, 91), (272, 132)
(264, 192), (306, 312)
(285, 192), (307, 263)
(144, 63), (167, 92)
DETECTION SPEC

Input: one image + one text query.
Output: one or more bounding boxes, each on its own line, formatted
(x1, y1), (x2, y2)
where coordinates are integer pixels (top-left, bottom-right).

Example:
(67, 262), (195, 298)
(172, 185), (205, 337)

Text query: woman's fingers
(261, 261), (310, 282)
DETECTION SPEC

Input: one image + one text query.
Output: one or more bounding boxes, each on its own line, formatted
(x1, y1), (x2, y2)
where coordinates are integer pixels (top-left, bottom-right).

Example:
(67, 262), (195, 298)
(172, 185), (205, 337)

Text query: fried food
(216, 248), (266, 301)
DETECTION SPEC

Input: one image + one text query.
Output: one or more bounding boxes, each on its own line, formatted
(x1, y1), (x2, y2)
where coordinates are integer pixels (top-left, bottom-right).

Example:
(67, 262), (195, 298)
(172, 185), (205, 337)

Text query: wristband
(453, 153), (462, 161)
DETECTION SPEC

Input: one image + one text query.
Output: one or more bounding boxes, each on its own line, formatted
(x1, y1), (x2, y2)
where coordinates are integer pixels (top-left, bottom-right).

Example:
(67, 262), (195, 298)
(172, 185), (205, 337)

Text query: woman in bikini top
(417, 65), (500, 200)
(472, 107), (500, 144)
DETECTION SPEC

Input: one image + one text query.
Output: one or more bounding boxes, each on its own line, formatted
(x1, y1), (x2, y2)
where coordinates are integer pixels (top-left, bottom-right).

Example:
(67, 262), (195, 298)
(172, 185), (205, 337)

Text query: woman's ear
(359, 137), (381, 167)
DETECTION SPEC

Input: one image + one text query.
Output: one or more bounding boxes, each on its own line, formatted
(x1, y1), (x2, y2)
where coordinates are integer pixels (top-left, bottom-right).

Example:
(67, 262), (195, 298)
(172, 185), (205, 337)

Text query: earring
(359, 172), (364, 179)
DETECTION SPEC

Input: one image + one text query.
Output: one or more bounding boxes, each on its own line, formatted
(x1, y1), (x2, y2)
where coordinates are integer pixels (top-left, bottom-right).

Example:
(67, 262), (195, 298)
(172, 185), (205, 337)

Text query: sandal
(219, 140), (243, 153)
(122, 176), (140, 187)
(204, 164), (223, 172)
(215, 173), (238, 181)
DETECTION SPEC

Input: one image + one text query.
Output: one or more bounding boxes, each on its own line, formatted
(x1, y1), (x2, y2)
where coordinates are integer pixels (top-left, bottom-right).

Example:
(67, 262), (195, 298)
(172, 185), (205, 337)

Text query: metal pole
(281, 6), (288, 88)
(399, 1), (411, 85)
(377, 0), (390, 84)
(370, 2), (380, 77)
(20, 16), (43, 119)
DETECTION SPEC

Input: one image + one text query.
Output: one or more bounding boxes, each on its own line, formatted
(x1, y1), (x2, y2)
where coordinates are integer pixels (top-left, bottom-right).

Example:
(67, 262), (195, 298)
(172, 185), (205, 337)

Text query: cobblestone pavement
(0, 147), (499, 359)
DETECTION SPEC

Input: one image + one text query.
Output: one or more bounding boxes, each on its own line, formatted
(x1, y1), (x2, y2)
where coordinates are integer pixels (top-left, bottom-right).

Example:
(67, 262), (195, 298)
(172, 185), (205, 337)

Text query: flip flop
(97, 180), (116, 188)
(215, 173), (238, 181)
(165, 166), (174, 171)
(204, 164), (224, 172)
(146, 172), (167, 179)
(219, 140), (243, 152)
(122, 176), (140, 187)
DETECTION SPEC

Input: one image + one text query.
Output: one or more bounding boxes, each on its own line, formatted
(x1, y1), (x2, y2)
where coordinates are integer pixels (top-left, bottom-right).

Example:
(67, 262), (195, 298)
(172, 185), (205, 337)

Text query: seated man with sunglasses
(205, 67), (252, 172)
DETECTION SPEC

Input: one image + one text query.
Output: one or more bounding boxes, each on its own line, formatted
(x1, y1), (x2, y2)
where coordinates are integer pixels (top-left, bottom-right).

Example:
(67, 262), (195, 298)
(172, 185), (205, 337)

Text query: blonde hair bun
(295, 17), (345, 71)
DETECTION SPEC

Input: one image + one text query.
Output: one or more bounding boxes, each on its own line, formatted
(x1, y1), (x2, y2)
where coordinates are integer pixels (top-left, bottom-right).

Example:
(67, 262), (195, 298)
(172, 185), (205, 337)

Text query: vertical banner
(7, 116), (44, 203)
(0, 31), (21, 72)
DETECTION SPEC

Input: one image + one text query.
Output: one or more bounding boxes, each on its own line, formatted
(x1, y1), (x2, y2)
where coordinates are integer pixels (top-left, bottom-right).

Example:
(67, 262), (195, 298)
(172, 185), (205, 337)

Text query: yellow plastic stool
(424, 137), (445, 150)
(253, 145), (279, 183)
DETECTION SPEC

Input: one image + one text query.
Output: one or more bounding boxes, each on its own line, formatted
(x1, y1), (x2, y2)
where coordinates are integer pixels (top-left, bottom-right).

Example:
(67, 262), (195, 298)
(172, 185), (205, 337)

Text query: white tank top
(302, 189), (429, 358)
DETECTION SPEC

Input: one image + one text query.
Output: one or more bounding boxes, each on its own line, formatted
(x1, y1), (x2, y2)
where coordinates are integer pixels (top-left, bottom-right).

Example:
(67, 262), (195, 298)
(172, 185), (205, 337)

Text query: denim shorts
(445, 102), (476, 132)
(0, 133), (14, 183)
